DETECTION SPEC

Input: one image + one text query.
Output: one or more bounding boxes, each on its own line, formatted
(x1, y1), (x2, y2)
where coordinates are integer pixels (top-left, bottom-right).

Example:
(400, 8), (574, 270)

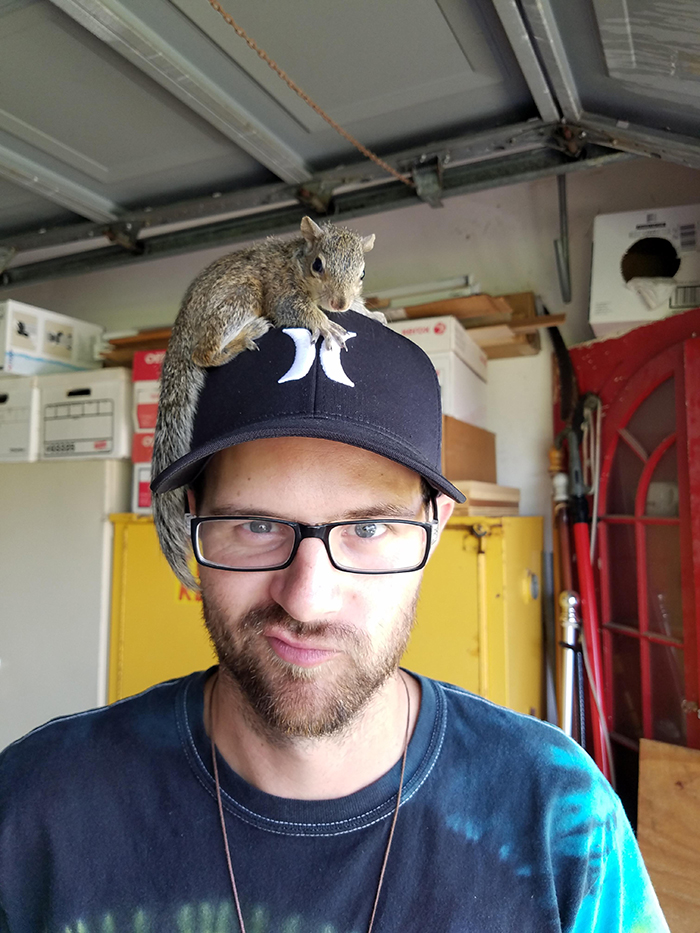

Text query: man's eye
(353, 522), (385, 539)
(246, 521), (275, 534)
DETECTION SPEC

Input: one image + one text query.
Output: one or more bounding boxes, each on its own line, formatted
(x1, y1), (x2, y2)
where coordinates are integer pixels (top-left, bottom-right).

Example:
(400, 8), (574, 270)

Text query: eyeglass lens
(196, 519), (429, 572)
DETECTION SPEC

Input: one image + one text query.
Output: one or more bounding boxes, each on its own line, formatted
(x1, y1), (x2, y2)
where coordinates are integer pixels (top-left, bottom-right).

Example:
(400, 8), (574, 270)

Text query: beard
(201, 591), (418, 740)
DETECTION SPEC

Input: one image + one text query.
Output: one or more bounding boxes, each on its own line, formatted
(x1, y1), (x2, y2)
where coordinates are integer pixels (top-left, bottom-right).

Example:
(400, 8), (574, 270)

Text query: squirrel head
(299, 216), (374, 313)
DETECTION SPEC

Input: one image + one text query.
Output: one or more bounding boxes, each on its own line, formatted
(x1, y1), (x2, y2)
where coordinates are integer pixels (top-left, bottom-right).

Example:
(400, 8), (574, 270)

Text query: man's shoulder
(428, 676), (604, 788)
(0, 672), (202, 800)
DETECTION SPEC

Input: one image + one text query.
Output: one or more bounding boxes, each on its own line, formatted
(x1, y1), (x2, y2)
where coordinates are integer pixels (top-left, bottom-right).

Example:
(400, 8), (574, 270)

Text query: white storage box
(0, 376), (40, 462)
(590, 204), (700, 337)
(429, 351), (487, 428)
(132, 462), (152, 513)
(0, 300), (103, 375)
(388, 315), (488, 380)
(39, 368), (132, 460)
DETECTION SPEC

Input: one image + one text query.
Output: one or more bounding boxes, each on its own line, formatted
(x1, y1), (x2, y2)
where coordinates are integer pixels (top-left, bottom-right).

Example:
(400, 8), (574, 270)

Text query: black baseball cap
(151, 311), (466, 503)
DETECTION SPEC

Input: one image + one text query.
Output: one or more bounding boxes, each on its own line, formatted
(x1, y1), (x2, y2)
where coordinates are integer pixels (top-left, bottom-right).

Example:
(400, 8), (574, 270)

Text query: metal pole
(559, 591), (580, 738)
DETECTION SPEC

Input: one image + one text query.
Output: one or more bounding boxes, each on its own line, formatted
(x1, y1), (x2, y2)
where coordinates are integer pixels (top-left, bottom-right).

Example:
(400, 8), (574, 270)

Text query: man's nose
(268, 538), (343, 621)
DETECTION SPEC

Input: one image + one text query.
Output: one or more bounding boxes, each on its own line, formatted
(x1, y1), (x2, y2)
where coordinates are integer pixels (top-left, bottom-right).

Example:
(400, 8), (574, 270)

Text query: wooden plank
(402, 294), (512, 319)
(485, 332), (541, 359)
(637, 738), (700, 933)
(510, 313), (566, 333)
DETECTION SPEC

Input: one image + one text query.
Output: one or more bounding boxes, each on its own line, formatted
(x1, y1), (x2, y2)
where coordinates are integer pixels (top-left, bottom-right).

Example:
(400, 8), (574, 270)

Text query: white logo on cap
(278, 329), (356, 387)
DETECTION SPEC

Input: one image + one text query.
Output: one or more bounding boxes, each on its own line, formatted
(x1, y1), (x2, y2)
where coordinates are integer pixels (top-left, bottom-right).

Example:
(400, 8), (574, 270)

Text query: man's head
(151, 309), (465, 737)
(187, 435), (453, 739)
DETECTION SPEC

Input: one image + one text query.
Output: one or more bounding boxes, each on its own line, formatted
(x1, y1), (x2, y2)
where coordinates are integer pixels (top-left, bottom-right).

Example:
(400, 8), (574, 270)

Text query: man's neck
(204, 669), (420, 800)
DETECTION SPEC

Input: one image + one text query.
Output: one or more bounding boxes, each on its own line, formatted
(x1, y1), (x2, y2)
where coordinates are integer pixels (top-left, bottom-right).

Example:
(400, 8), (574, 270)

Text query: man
(0, 311), (667, 932)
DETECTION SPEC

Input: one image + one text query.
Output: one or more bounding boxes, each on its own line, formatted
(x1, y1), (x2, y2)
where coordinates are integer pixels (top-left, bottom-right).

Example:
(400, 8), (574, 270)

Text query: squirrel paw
(315, 317), (348, 350)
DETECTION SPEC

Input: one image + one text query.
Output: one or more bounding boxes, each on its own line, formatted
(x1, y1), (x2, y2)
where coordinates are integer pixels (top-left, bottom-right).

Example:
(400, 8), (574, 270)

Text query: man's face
(191, 436), (452, 740)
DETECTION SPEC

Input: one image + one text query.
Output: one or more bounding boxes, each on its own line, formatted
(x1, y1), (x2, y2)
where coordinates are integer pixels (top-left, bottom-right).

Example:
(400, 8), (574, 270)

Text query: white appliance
(0, 459), (130, 749)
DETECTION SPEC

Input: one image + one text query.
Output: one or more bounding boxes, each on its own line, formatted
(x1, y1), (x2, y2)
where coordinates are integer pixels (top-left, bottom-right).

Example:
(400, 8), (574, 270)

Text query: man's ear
(428, 494), (454, 556)
(186, 488), (196, 513)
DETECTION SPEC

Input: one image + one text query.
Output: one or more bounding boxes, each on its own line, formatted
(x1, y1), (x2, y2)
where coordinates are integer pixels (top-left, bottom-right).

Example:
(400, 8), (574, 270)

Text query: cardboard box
(131, 463), (152, 513)
(132, 430), (154, 463)
(388, 315), (488, 380)
(452, 480), (519, 516)
(0, 376), (40, 461)
(132, 349), (164, 432)
(0, 300), (103, 375)
(133, 382), (160, 431)
(590, 204), (700, 337)
(430, 350), (487, 428)
(39, 368), (132, 460)
(132, 348), (166, 382)
(442, 416), (496, 483)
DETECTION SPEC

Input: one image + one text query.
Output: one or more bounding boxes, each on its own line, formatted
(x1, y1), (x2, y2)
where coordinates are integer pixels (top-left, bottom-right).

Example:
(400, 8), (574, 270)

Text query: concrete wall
(6, 155), (700, 540)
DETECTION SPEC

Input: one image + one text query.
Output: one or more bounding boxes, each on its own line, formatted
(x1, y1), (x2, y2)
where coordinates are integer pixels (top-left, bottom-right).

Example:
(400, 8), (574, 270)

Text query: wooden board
(637, 738), (700, 933)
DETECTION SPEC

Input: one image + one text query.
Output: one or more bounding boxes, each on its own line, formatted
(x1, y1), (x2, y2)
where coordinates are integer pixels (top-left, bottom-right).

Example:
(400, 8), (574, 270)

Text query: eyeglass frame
(186, 494), (439, 575)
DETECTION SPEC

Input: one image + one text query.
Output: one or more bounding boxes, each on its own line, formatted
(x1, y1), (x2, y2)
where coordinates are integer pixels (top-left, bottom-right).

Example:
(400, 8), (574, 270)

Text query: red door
(597, 339), (700, 767)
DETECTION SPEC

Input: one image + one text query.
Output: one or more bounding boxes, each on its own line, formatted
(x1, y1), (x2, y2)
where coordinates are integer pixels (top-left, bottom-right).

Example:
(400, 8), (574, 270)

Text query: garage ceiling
(2, 0), (700, 287)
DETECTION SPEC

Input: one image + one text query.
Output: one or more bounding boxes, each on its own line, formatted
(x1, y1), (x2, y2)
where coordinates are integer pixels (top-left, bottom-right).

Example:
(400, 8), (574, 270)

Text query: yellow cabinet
(108, 515), (215, 703)
(403, 516), (543, 716)
(109, 514), (543, 715)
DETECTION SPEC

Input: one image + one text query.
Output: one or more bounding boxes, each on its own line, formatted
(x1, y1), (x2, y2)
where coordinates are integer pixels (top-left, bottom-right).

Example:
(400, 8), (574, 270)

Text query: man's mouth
(264, 630), (340, 668)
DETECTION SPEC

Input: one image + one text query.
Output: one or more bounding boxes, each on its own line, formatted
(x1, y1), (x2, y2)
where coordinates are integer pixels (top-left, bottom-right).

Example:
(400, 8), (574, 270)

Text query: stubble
(200, 593), (418, 741)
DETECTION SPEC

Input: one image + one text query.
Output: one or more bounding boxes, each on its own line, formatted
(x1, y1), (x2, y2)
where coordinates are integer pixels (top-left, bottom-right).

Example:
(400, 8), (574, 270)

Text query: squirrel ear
(300, 216), (323, 244)
(362, 233), (375, 253)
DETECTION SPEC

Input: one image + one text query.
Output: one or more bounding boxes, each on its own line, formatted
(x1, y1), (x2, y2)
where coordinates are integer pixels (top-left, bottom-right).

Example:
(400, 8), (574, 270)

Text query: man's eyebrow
(200, 502), (423, 521)
(341, 502), (423, 521)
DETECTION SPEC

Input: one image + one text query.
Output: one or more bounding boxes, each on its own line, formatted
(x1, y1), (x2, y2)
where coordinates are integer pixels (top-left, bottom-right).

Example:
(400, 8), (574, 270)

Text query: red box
(132, 349), (166, 382)
(132, 430), (154, 463)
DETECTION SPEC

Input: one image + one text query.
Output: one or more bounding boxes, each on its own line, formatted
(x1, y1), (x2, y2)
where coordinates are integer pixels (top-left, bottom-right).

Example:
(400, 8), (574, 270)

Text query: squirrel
(152, 215), (381, 590)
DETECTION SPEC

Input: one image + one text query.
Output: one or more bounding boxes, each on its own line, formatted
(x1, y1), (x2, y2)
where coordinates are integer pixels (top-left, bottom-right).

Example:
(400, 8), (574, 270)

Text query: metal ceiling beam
(2, 120), (557, 256)
(581, 113), (700, 171)
(519, 0), (582, 122)
(0, 143), (633, 289)
(47, 0), (312, 185)
(0, 138), (120, 223)
(489, 0), (560, 123)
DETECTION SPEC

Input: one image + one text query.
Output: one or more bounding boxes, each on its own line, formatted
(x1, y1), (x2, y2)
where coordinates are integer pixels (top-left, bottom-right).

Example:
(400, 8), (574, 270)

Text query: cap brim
(151, 416), (466, 503)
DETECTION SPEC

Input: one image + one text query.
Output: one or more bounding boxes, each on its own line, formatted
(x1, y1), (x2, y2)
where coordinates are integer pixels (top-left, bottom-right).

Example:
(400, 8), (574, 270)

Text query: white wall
(6, 155), (700, 541)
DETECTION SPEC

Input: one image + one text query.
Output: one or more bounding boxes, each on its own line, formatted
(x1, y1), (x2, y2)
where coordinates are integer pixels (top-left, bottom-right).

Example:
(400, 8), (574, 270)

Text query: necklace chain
(210, 673), (411, 933)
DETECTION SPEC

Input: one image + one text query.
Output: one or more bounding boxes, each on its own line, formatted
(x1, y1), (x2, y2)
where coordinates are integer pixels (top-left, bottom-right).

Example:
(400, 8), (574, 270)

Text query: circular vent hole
(621, 237), (680, 282)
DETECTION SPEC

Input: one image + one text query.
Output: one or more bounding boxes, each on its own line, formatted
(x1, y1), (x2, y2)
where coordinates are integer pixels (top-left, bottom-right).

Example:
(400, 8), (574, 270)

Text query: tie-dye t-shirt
(0, 668), (668, 933)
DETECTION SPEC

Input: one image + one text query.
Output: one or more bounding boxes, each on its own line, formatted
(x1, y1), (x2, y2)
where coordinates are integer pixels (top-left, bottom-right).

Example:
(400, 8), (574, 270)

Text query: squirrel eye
(312, 257), (324, 274)
(360, 269), (366, 280)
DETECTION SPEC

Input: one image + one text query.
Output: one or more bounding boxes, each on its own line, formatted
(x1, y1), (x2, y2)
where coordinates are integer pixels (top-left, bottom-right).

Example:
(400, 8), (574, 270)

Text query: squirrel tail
(152, 489), (200, 592)
(151, 361), (205, 592)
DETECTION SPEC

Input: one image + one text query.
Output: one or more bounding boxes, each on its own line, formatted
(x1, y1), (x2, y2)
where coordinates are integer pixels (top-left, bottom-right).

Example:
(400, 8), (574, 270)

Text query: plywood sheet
(637, 738), (700, 933)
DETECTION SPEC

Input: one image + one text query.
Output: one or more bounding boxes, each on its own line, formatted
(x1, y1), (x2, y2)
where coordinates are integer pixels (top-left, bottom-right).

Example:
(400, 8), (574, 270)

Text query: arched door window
(598, 340), (699, 759)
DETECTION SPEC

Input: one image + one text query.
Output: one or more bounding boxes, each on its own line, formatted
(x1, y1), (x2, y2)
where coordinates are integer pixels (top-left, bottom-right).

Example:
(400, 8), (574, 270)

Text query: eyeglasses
(187, 498), (438, 575)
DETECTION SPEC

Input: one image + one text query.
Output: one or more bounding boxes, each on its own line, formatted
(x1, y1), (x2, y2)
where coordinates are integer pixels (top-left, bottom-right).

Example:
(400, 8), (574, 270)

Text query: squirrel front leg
(269, 294), (348, 349)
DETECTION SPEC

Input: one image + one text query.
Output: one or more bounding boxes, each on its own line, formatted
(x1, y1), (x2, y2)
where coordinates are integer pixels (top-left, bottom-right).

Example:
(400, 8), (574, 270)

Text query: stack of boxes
(388, 315), (519, 511)
(0, 299), (132, 467)
(131, 349), (164, 513)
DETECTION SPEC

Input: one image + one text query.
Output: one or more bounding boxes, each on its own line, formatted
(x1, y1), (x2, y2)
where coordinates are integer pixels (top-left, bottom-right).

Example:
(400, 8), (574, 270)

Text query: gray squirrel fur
(152, 216), (381, 590)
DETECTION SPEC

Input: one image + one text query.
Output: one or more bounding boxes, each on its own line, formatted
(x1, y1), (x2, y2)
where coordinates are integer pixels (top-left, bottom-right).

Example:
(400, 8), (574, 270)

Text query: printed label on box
(134, 382), (160, 430)
(138, 476), (152, 509)
(133, 349), (166, 382)
(131, 463), (152, 513)
(132, 431), (154, 463)
(11, 310), (38, 353)
(43, 322), (73, 361)
(43, 397), (114, 457)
